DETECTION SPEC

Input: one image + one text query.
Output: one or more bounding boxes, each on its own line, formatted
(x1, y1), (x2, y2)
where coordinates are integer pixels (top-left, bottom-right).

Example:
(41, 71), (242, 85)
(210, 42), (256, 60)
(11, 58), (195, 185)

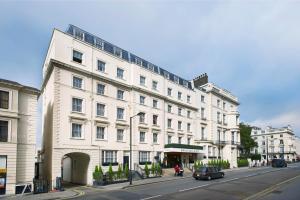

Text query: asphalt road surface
(72, 163), (300, 200)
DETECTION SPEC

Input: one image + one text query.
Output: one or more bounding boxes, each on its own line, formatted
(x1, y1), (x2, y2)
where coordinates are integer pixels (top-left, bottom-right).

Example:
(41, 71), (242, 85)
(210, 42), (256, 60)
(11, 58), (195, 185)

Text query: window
(139, 151), (150, 163)
(102, 150), (117, 164)
(201, 127), (205, 139)
(140, 132), (146, 143)
(73, 50), (83, 63)
(0, 91), (9, 109)
(152, 81), (158, 90)
(217, 99), (221, 107)
(231, 132), (235, 143)
(140, 96), (145, 105)
(178, 108), (182, 116)
(117, 129), (124, 141)
(96, 103), (105, 116)
(140, 76), (146, 86)
(178, 121), (182, 130)
(167, 88), (172, 96)
(167, 119), (172, 128)
(187, 123), (191, 132)
(223, 102), (226, 110)
(0, 121), (8, 142)
(217, 112), (221, 123)
(223, 114), (226, 124)
(178, 92), (182, 100)
(117, 90), (124, 100)
(187, 138), (191, 145)
(187, 95), (191, 103)
(96, 127), (105, 139)
(168, 135), (172, 144)
(72, 98), (82, 112)
(153, 99), (158, 108)
(73, 76), (82, 89)
(72, 123), (82, 138)
(153, 133), (158, 144)
(117, 108), (124, 120)
(117, 68), (124, 79)
(97, 84), (105, 95)
(280, 134), (283, 137)
(139, 113), (145, 123)
(153, 115), (158, 125)
(201, 95), (205, 103)
(178, 137), (182, 144)
(280, 146), (284, 153)
(280, 140), (284, 144)
(201, 108), (205, 119)
(168, 105), (172, 113)
(97, 60), (106, 72)
(187, 110), (191, 118)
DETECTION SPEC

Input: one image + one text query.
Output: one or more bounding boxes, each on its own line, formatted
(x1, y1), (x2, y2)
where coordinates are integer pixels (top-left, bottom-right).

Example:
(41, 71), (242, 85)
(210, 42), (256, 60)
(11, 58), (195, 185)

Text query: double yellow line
(243, 174), (300, 200)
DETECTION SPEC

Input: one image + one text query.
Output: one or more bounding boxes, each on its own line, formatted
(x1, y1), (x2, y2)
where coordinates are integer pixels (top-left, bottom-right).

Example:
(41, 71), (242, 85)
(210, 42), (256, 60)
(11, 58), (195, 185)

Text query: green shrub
(117, 164), (122, 179)
(156, 163), (162, 176)
(124, 163), (129, 179)
(151, 163), (155, 175)
(108, 164), (114, 182)
(93, 165), (100, 181)
(238, 159), (249, 167)
(144, 163), (150, 177)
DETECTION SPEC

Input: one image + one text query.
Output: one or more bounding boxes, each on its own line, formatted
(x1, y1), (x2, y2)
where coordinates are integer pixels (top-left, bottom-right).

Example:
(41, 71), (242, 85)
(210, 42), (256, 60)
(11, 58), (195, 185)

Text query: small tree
(93, 165), (100, 181)
(108, 163), (114, 182)
(151, 163), (155, 175)
(117, 164), (122, 179)
(144, 163), (150, 178)
(124, 163), (129, 179)
(156, 163), (162, 176)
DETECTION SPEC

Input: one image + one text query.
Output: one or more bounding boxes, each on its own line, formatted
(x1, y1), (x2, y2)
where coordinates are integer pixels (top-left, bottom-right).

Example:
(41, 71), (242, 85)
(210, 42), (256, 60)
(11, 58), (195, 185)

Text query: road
(72, 163), (300, 200)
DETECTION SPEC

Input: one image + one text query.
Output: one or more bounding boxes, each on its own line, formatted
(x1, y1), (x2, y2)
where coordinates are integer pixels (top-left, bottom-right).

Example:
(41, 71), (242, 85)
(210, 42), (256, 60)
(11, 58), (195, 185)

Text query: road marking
(179, 183), (211, 192)
(140, 195), (162, 200)
(243, 174), (300, 200)
(218, 177), (239, 183)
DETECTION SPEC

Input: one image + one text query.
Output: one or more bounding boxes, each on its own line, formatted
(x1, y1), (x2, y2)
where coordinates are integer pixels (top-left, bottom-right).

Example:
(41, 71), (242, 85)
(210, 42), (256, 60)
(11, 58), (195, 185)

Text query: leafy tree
(93, 165), (100, 181)
(151, 163), (155, 175)
(117, 164), (122, 179)
(108, 163), (114, 182)
(144, 163), (150, 177)
(156, 163), (162, 176)
(240, 123), (257, 156)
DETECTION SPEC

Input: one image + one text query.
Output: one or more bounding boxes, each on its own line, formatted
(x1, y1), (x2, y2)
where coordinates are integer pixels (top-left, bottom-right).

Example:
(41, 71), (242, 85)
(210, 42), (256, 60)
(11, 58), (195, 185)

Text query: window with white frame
(187, 123), (191, 132)
(73, 76), (83, 89)
(140, 131), (146, 143)
(117, 129), (124, 141)
(96, 103), (105, 116)
(97, 60), (106, 72)
(0, 120), (8, 142)
(178, 121), (182, 130)
(153, 133), (158, 144)
(167, 88), (172, 96)
(140, 95), (145, 105)
(153, 115), (158, 125)
(117, 108), (124, 120)
(201, 127), (205, 139)
(96, 126), (105, 140)
(139, 151), (150, 163)
(223, 114), (226, 124)
(217, 112), (221, 122)
(97, 84), (105, 95)
(102, 150), (117, 164)
(187, 137), (191, 145)
(0, 91), (9, 109)
(223, 102), (226, 110)
(153, 99), (158, 108)
(187, 110), (191, 118)
(139, 112), (145, 123)
(178, 92), (182, 100)
(73, 50), (83, 64)
(178, 108), (182, 116)
(178, 137), (182, 144)
(187, 95), (191, 103)
(117, 68), (124, 79)
(201, 108), (205, 119)
(140, 76), (146, 86)
(217, 99), (221, 107)
(168, 135), (172, 144)
(201, 95), (205, 103)
(167, 119), (172, 128)
(168, 105), (172, 113)
(117, 89), (124, 100)
(72, 98), (83, 112)
(152, 81), (158, 90)
(72, 123), (82, 138)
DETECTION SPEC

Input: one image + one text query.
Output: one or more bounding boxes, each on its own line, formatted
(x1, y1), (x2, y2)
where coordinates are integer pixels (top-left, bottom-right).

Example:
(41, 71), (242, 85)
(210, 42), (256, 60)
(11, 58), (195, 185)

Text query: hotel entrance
(164, 152), (197, 168)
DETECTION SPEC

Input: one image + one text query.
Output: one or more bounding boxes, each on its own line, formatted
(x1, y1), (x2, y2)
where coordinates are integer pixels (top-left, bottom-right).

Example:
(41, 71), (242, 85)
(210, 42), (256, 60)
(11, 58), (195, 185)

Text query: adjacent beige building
(41, 25), (240, 188)
(0, 79), (39, 195)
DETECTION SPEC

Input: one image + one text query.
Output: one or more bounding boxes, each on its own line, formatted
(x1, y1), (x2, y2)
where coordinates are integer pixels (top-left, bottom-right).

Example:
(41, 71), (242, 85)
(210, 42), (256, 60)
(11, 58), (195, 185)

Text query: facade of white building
(0, 79), (39, 195)
(41, 25), (240, 188)
(251, 126), (297, 162)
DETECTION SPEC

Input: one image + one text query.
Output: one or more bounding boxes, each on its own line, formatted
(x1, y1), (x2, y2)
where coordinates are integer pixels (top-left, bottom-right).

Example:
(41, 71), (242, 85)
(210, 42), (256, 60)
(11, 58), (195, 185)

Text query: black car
(193, 167), (225, 180)
(271, 159), (287, 168)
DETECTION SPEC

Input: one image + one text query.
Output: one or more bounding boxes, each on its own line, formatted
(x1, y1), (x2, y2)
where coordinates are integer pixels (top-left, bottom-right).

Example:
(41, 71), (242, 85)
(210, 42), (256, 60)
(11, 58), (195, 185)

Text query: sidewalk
(0, 189), (82, 200)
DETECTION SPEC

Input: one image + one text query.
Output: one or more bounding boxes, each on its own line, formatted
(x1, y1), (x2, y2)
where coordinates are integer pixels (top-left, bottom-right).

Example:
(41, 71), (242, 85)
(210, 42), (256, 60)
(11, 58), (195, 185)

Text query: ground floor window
(139, 151), (150, 164)
(102, 150), (117, 165)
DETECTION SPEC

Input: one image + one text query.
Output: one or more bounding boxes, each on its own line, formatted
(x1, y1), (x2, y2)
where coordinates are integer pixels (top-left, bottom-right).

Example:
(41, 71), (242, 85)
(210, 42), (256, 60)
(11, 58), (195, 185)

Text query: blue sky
(1, 0), (300, 145)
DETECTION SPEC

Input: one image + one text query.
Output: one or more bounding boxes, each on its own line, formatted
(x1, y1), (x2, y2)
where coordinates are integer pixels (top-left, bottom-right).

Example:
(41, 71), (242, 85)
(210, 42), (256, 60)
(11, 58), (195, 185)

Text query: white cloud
(249, 111), (300, 136)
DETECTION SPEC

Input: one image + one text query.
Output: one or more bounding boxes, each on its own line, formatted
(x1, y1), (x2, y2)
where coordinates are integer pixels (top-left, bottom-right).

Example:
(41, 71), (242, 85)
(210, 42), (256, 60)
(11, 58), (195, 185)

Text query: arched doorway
(61, 152), (90, 186)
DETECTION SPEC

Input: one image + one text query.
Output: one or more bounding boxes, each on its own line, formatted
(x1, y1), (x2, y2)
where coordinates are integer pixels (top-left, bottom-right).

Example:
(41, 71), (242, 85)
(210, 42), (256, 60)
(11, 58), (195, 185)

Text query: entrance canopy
(164, 144), (204, 154)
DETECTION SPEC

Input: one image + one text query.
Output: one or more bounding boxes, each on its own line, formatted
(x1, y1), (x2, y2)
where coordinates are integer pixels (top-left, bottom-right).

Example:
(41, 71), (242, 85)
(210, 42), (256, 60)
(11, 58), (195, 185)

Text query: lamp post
(129, 112), (143, 185)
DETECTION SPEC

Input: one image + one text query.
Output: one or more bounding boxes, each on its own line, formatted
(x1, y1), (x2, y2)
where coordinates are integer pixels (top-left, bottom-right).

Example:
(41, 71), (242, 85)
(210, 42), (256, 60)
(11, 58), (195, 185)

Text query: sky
(0, 0), (300, 146)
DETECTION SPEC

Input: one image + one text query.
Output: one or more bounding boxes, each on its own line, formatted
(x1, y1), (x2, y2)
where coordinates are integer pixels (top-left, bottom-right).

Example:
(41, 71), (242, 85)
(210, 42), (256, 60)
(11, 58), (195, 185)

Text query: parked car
(271, 159), (287, 168)
(193, 167), (224, 180)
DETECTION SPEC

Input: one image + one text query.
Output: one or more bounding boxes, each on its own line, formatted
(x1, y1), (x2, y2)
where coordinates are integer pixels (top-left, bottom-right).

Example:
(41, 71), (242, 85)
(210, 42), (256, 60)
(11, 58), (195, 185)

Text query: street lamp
(129, 112), (143, 185)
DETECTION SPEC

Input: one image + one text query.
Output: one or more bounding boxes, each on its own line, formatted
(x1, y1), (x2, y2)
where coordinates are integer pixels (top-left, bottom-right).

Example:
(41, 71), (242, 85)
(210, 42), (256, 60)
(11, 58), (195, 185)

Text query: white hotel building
(0, 79), (39, 195)
(41, 25), (240, 187)
(251, 126), (297, 162)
